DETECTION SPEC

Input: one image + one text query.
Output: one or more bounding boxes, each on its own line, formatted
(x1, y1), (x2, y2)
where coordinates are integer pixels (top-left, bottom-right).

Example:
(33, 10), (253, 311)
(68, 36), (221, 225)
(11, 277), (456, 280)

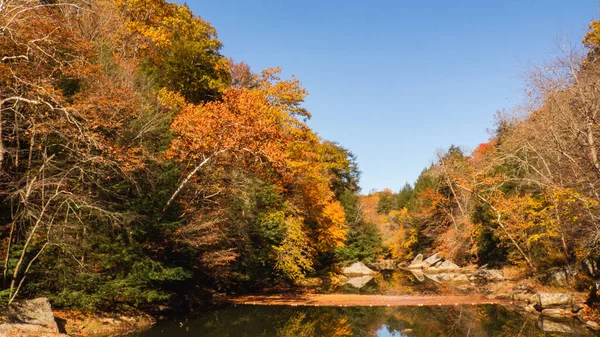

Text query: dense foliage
(0, 0), (380, 311)
(373, 21), (600, 289)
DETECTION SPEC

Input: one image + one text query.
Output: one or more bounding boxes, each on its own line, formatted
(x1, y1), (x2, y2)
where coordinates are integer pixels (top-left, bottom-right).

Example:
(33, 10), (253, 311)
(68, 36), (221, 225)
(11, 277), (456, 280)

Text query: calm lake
(137, 304), (599, 337)
(137, 271), (600, 337)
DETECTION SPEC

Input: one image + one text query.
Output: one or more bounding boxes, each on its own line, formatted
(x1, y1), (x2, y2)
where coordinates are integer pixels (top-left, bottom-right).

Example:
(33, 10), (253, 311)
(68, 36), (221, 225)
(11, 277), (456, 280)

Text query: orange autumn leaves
(111, 0), (348, 282)
(166, 68), (347, 262)
(167, 88), (287, 169)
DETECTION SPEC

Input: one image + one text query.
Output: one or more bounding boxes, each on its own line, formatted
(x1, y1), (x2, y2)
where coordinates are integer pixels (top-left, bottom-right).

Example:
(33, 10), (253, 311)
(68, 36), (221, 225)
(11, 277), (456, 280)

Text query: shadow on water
(136, 304), (600, 337)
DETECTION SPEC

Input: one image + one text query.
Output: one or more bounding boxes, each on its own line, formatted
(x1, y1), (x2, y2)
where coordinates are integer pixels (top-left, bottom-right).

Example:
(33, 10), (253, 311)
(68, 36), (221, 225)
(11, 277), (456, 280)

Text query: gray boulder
(422, 253), (442, 268)
(537, 317), (579, 334)
(342, 262), (375, 276)
(524, 304), (540, 315)
(345, 275), (374, 289)
(583, 258), (599, 278)
(8, 298), (58, 332)
(541, 308), (571, 318)
(0, 323), (66, 337)
(423, 272), (443, 283)
(439, 273), (457, 281)
(544, 267), (571, 286)
(409, 269), (425, 282)
(512, 293), (534, 302)
(474, 269), (505, 282)
(435, 260), (460, 271)
(407, 254), (424, 269)
(485, 269), (505, 281)
(449, 274), (470, 285)
(572, 303), (585, 313)
(535, 293), (575, 309)
(586, 320), (600, 330)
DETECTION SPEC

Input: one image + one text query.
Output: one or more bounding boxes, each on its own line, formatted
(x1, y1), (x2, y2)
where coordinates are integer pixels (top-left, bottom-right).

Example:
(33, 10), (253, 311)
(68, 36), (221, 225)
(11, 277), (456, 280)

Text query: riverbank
(0, 299), (155, 337)
(4, 262), (600, 337)
(229, 293), (505, 307)
(52, 308), (155, 337)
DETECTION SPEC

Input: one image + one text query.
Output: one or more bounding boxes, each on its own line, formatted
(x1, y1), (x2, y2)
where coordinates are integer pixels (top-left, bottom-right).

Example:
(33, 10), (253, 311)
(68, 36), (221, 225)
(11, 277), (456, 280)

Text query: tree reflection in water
(138, 304), (599, 337)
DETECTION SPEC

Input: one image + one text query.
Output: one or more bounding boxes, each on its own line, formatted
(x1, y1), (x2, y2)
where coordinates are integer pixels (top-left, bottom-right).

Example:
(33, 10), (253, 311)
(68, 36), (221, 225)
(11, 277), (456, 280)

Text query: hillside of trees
(0, 0), (383, 311)
(4, 0), (600, 317)
(371, 21), (600, 292)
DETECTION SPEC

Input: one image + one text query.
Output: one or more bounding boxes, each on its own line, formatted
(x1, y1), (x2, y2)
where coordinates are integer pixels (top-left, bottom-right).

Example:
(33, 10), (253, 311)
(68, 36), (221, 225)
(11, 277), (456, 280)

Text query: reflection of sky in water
(139, 298), (599, 337)
(376, 325), (406, 337)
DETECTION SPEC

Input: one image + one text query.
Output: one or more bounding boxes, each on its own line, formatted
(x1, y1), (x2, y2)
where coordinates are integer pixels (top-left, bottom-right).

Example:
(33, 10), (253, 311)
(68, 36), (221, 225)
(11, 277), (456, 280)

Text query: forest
(0, 0), (381, 311)
(3, 0), (600, 317)
(370, 21), (600, 291)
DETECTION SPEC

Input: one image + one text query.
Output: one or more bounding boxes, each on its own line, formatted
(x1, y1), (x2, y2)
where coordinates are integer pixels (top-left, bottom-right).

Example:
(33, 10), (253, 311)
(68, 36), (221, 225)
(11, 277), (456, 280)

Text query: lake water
(137, 304), (599, 336)
(137, 271), (600, 337)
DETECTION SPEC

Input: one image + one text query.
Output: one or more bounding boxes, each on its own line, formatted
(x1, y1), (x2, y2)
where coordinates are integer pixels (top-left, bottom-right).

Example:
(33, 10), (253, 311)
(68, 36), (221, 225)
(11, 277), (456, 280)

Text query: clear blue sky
(182, 0), (599, 192)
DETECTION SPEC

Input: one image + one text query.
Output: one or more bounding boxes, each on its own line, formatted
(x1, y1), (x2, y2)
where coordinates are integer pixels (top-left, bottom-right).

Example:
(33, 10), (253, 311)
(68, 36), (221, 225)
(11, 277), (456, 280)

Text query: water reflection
(138, 304), (599, 337)
(335, 271), (458, 296)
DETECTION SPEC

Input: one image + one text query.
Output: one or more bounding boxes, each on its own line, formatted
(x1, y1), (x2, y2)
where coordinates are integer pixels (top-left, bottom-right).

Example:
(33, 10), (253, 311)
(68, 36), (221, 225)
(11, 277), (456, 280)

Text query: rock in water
(436, 260), (460, 271)
(538, 317), (577, 334)
(345, 275), (374, 288)
(524, 304), (540, 315)
(586, 320), (600, 330)
(541, 308), (570, 318)
(8, 297), (58, 332)
(450, 274), (470, 284)
(407, 254), (424, 269)
(342, 262), (375, 276)
(409, 269), (425, 282)
(582, 258), (599, 278)
(572, 303), (584, 313)
(423, 272), (443, 284)
(535, 293), (575, 309)
(422, 253), (442, 268)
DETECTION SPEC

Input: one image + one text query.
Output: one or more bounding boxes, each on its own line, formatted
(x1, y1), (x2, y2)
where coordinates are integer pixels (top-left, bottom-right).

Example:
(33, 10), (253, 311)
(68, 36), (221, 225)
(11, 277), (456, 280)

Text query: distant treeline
(371, 20), (600, 291)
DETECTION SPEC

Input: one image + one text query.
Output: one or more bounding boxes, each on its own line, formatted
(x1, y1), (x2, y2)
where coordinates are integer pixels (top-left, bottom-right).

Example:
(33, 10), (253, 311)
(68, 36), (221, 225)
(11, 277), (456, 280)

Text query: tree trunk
(587, 120), (600, 177)
(163, 150), (224, 213)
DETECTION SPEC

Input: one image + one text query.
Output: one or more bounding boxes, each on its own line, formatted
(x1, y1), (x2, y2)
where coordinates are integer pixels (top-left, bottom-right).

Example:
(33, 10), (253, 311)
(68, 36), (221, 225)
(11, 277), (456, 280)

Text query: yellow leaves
(157, 88), (185, 111)
(257, 67), (311, 119)
(288, 148), (348, 252)
(390, 224), (418, 260)
(273, 215), (314, 284)
(388, 207), (409, 225)
(584, 19), (600, 48)
(317, 201), (347, 250)
(114, 0), (202, 49)
(318, 316), (353, 337)
(113, 0), (230, 102)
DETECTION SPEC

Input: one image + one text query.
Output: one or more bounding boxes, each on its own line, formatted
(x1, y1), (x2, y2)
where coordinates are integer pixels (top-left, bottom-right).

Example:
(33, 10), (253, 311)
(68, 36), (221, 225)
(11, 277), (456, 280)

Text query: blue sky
(182, 0), (599, 192)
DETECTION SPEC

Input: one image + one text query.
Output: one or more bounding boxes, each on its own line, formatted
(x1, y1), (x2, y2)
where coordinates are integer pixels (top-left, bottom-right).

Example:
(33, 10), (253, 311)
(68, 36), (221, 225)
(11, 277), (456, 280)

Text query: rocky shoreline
(5, 253), (600, 336)
(502, 288), (600, 332)
(0, 298), (154, 337)
(340, 254), (600, 334)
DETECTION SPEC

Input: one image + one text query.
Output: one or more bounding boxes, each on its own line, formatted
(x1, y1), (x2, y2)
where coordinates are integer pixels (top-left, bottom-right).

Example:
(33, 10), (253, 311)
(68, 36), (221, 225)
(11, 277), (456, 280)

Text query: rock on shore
(0, 297), (155, 337)
(0, 298), (66, 337)
(342, 262), (376, 276)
